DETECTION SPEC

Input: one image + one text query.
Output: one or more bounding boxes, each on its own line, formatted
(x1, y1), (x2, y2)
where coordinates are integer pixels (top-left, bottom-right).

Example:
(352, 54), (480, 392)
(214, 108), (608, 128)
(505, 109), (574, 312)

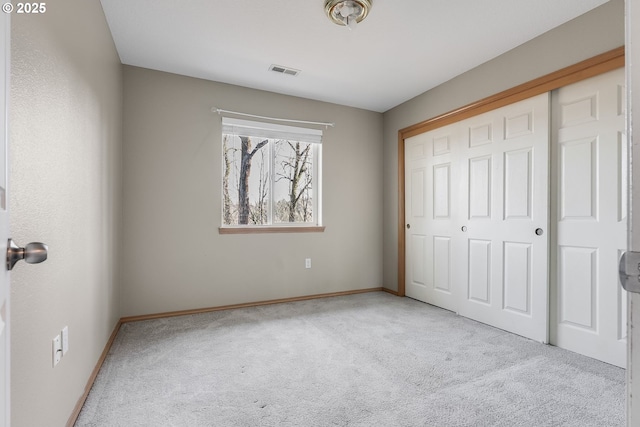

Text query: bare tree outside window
(222, 135), (234, 225)
(238, 136), (269, 224)
(249, 148), (270, 225)
(274, 140), (313, 223)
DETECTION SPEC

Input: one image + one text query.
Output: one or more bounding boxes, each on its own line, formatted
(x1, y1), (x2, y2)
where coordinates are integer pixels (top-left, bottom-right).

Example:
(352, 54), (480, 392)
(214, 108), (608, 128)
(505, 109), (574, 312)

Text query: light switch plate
(52, 335), (62, 367)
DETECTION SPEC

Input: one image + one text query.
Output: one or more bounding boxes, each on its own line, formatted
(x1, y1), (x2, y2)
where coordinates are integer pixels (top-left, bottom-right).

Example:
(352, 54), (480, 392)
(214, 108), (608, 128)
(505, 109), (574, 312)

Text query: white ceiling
(99, 0), (609, 113)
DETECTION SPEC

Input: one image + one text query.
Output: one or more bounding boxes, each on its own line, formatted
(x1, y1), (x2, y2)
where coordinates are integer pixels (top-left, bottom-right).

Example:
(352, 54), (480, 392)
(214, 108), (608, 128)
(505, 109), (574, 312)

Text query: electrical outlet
(52, 335), (62, 367)
(62, 326), (69, 355)
(305, 258), (311, 269)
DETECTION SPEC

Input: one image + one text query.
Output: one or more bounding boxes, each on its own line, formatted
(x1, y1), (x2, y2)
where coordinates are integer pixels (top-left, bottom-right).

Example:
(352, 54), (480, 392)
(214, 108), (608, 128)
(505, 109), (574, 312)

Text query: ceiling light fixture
(324, 0), (372, 31)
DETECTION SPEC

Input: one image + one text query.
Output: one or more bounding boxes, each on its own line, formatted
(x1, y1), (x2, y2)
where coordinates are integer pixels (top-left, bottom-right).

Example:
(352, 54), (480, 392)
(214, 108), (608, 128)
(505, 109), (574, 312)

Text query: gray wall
(120, 66), (384, 316)
(10, 2), (123, 426)
(381, 0), (625, 292)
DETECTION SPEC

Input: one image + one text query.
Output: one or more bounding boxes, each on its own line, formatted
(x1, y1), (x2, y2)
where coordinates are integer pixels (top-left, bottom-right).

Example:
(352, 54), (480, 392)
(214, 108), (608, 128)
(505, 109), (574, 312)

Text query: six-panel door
(551, 68), (627, 368)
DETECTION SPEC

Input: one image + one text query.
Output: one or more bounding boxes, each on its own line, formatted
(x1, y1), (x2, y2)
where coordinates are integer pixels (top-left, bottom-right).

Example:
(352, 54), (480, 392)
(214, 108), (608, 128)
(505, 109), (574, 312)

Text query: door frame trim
(397, 46), (625, 297)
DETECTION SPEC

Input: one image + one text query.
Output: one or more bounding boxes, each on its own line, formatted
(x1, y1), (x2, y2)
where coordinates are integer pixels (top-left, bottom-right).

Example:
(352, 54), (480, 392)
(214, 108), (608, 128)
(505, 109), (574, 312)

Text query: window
(221, 118), (322, 229)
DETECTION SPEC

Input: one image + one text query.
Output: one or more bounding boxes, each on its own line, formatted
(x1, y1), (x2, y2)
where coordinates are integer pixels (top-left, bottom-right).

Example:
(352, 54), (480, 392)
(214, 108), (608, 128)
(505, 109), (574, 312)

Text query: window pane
(273, 140), (314, 223)
(222, 134), (271, 225)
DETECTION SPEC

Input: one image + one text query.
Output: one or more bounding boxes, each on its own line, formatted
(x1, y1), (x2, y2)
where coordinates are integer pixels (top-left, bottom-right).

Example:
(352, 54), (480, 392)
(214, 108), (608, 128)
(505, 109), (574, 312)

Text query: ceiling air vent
(269, 64), (300, 77)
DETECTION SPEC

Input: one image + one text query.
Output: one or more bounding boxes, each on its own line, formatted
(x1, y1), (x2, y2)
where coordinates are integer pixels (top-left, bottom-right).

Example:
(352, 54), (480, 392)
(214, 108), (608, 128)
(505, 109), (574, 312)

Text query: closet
(404, 68), (626, 367)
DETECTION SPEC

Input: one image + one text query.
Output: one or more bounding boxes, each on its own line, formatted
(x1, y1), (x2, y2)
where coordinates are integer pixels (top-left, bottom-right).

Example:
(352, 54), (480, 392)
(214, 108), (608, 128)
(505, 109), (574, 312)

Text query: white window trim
(220, 117), (323, 232)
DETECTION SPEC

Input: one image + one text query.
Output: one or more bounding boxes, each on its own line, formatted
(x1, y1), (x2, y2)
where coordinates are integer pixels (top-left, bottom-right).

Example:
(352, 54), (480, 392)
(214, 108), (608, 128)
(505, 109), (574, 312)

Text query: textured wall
(381, 0), (625, 292)
(627, 0), (640, 421)
(120, 66), (384, 316)
(9, 2), (122, 426)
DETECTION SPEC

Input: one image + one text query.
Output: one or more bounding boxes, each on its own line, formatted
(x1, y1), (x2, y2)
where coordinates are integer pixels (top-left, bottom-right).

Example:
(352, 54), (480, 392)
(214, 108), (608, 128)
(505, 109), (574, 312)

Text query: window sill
(218, 226), (326, 235)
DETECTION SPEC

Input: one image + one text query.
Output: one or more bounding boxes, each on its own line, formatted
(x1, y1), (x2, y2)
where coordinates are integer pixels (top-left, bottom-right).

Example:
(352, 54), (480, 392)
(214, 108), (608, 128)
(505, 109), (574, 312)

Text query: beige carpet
(75, 292), (625, 426)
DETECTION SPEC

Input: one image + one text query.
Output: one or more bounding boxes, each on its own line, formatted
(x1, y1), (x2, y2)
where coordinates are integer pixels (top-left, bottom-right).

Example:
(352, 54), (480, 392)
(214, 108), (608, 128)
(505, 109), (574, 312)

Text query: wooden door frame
(397, 46), (625, 296)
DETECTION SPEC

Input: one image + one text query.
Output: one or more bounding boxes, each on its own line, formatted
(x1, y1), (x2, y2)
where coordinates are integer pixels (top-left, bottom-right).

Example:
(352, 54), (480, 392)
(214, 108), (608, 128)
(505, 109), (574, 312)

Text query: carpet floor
(75, 292), (625, 426)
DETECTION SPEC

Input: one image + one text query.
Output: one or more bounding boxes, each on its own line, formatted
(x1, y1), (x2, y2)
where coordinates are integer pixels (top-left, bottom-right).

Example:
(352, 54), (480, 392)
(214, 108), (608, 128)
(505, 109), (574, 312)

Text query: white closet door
(551, 68), (626, 368)
(405, 94), (550, 343)
(457, 93), (550, 343)
(405, 123), (461, 312)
